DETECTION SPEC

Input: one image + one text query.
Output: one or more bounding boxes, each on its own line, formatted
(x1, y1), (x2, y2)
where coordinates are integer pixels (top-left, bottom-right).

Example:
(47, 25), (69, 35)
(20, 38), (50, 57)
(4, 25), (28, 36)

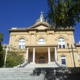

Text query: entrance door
(38, 56), (45, 64)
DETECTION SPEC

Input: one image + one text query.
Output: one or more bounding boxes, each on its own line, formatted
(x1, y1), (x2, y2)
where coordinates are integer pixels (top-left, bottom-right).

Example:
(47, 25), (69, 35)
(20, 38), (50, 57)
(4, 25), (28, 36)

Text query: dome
(35, 12), (48, 24)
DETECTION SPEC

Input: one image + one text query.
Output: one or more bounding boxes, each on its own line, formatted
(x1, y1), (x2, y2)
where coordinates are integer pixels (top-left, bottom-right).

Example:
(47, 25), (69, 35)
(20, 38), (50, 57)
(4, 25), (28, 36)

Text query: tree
(6, 51), (24, 67)
(47, 0), (80, 28)
(0, 33), (5, 67)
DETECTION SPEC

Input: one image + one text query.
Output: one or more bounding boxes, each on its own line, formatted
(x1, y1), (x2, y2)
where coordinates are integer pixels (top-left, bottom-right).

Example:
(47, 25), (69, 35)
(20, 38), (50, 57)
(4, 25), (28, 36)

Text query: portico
(25, 45), (57, 64)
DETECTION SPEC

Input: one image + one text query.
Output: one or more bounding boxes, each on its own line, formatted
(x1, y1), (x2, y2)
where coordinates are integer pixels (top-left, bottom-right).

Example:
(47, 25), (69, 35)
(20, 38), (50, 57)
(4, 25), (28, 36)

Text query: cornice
(8, 49), (26, 53)
(57, 49), (78, 53)
(25, 44), (58, 48)
(9, 28), (75, 33)
(75, 44), (80, 47)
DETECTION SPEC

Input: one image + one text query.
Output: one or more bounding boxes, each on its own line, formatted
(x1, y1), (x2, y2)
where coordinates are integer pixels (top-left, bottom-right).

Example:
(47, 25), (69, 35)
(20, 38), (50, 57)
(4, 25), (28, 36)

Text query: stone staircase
(0, 62), (60, 80)
(35, 63), (58, 68)
(25, 62), (58, 68)
(0, 68), (45, 80)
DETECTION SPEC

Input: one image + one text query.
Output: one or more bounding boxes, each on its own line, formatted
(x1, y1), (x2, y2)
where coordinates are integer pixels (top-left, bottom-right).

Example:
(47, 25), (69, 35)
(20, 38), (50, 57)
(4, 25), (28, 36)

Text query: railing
(13, 61), (28, 68)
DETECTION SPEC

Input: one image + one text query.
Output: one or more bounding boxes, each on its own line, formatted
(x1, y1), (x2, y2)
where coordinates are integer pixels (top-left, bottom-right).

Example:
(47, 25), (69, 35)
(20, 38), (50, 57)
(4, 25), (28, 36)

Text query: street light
(3, 44), (12, 68)
(67, 43), (76, 67)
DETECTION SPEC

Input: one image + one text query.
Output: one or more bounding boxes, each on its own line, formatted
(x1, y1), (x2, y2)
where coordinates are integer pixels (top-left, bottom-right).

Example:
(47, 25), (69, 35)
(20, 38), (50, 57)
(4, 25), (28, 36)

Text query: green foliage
(0, 33), (3, 43)
(6, 51), (24, 67)
(0, 33), (5, 67)
(47, 0), (80, 28)
(0, 49), (5, 67)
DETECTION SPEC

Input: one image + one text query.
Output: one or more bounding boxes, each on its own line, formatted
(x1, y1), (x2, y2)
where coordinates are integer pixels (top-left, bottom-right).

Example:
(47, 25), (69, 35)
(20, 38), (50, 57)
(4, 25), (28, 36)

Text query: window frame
(58, 38), (66, 48)
(18, 38), (25, 49)
(61, 56), (66, 65)
(38, 38), (45, 44)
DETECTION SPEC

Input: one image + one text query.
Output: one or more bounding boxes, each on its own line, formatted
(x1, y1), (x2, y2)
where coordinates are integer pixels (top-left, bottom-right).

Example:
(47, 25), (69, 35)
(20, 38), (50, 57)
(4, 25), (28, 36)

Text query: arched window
(58, 38), (65, 48)
(39, 56), (45, 59)
(61, 56), (66, 65)
(38, 56), (45, 63)
(18, 38), (25, 49)
(38, 38), (45, 44)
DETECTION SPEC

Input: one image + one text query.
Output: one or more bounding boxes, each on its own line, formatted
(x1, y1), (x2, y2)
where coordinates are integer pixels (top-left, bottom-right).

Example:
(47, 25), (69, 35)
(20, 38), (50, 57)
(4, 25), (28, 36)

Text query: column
(33, 48), (35, 63)
(48, 47), (51, 63)
(54, 47), (57, 61)
(26, 48), (29, 62)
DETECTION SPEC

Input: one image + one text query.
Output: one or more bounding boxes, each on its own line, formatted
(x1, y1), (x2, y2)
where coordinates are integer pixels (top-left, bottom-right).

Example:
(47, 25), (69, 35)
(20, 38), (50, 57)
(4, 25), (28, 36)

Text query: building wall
(9, 30), (75, 48)
(8, 26), (80, 67)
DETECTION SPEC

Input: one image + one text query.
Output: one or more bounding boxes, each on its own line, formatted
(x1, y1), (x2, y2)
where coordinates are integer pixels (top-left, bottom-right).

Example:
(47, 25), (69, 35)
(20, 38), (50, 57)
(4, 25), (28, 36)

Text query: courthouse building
(8, 13), (80, 68)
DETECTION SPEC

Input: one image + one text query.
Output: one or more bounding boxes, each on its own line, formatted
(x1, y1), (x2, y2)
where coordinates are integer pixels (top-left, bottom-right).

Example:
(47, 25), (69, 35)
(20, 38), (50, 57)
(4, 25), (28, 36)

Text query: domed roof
(35, 12), (49, 24)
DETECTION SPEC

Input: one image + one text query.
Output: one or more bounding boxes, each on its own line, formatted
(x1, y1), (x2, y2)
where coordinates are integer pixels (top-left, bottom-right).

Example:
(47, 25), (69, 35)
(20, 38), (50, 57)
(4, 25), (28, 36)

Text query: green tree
(47, 0), (80, 28)
(6, 51), (24, 67)
(0, 33), (5, 67)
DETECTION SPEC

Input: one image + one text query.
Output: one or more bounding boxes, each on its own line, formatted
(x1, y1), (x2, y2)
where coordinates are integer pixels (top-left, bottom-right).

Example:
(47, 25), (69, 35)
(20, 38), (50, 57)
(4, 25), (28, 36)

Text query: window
(18, 38), (25, 49)
(38, 38), (45, 44)
(63, 45), (65, 48)
(61, 56), (66, 65)
(58, 38), (65, 48)
(59, 45), (61, 48)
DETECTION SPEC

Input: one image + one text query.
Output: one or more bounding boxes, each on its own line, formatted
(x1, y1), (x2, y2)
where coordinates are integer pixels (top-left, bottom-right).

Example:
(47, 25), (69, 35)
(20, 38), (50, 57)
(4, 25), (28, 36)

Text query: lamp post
(67, 43), (76, 67)
(3, 45), (8, 68)
(3, 45), (12, 68)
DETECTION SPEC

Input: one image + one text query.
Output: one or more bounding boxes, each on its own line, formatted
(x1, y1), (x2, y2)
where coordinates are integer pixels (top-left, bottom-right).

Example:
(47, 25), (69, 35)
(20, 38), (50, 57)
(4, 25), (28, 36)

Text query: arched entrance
(38, 56), (45, 64)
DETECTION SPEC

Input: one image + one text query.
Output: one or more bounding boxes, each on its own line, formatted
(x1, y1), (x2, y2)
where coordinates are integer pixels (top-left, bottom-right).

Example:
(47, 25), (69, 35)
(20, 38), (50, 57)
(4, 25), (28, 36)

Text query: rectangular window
(62, 59), (66, 65)
(61, 56), (66, 65)
(63, 45), (65, 48)
(18, 45), (21, 49)
(22, 45), (25, 49)
(62, 40), (64, 42)
(59, 40), (61, 42)
(59, 45), (61, 48)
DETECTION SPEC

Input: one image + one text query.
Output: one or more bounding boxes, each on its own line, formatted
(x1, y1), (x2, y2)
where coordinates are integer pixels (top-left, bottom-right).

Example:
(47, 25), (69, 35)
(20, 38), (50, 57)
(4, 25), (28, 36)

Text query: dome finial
(35, 12), (49, 23)
(40, 11), (44, 22)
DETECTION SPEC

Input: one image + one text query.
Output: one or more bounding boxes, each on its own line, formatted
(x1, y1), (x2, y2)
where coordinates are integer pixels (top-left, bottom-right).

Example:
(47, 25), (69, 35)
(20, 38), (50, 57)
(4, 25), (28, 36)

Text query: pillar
(33, 48), (35, 63)
(26, 48), (29, 62)
(54, 47), (57, 61)
(48, 47), (51, 63)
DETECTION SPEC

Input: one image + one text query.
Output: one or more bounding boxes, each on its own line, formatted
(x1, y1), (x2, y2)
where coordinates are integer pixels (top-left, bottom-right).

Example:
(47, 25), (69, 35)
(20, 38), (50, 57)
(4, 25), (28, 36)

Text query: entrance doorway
(38, 56), (45, 64)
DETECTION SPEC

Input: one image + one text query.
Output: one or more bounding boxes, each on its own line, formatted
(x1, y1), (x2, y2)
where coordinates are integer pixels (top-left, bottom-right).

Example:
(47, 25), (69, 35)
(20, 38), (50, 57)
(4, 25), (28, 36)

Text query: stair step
(0, 68), (45, 80)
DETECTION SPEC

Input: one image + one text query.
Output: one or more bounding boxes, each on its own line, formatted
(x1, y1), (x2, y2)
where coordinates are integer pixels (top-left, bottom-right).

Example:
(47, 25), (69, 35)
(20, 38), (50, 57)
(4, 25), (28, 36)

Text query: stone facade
(8, 13), (80, 67)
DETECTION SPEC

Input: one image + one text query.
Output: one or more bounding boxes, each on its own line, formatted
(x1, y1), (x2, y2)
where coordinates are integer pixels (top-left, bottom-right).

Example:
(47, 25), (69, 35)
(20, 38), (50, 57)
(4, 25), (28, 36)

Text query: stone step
(0, 68), (45, 80)
(0, 76), (43, 80)
(25, 62), (58, 68)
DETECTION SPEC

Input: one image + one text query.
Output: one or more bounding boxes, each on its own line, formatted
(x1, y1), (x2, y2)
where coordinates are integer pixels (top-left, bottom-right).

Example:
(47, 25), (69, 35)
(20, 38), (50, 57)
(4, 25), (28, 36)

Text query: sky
(0, 0), (80, 44)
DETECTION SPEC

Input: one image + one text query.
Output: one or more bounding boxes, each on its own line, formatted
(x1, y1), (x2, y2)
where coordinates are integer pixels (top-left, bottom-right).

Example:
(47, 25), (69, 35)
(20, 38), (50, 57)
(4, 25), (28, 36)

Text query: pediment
(28, 23), (49, 30)
(34, 25), (48, 29)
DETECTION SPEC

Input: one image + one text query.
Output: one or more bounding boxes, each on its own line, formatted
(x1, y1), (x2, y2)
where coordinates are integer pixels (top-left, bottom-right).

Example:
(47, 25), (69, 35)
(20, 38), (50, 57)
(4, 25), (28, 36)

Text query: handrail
(13, 61), (28, 68)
